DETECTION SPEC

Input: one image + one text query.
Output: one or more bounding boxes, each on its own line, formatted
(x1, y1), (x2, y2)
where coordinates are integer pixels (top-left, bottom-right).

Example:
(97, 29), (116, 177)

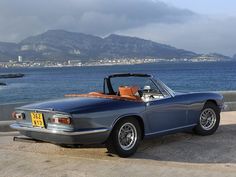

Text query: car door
(143, 80), (188, 134)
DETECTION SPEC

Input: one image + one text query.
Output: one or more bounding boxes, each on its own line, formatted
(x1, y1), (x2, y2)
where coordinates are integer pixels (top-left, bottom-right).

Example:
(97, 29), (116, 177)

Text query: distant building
(67, 60), (82, 66)
(18, 56), (23, 62)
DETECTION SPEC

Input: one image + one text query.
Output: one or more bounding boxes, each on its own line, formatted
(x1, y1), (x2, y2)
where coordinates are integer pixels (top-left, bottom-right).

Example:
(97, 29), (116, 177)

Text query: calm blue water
(0, 61), (236, 104)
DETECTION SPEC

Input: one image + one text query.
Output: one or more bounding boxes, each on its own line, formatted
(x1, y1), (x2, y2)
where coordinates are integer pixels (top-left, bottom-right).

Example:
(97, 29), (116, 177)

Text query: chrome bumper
(10, 123), (109, 136)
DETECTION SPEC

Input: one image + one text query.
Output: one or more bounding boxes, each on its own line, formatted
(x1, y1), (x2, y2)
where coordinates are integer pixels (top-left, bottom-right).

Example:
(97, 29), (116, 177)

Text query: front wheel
(106, 118), (141, 157)
(194, 102), (220, 136)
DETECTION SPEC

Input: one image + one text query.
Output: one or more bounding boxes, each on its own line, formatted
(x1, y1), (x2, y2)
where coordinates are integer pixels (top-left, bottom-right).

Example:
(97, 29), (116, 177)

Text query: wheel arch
(204, 99), (220, 112)
(112, 114), (145, 139)
(205, 99), (217, 106)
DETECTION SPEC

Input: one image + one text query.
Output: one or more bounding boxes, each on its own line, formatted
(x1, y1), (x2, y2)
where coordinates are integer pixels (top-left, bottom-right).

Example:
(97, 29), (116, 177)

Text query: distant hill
(0, 30), (231, 62)
(233, 54), (236, 59)
(100, 34), (197, 59)
(193, 53), (232, 61)
(0, 42), (19, 61)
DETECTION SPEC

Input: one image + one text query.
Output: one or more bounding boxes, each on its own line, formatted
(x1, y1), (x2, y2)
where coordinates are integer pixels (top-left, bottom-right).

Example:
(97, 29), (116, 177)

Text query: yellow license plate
(31, 112), (45, 128)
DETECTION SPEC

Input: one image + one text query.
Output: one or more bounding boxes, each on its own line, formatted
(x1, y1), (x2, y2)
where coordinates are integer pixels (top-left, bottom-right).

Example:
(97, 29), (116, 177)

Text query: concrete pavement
(0, 111), (236, 177)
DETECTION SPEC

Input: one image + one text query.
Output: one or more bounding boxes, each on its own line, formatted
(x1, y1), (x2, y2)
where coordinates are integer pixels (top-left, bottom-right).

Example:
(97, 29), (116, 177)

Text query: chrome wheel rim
(200, 108), (217, 130)
(118, 122), (137, 151)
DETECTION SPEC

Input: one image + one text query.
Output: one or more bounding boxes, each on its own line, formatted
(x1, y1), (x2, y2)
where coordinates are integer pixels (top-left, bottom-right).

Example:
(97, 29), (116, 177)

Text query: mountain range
(0, 30), (232, 62)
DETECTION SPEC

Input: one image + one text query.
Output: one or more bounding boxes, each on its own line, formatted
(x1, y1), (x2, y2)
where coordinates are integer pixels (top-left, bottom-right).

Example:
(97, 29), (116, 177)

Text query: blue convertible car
(11, 73), (224, 157)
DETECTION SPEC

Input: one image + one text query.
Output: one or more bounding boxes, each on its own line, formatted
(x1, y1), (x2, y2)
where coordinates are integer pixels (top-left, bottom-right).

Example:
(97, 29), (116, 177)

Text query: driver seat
(118, 86), (140, 100)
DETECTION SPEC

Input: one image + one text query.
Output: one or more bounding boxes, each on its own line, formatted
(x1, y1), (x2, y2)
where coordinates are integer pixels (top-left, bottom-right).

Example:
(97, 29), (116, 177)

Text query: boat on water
(0, 73), (24, 79)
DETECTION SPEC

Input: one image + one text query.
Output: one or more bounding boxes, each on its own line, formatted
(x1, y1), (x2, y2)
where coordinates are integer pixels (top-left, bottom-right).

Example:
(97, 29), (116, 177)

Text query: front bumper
(10, 123), (110, 145)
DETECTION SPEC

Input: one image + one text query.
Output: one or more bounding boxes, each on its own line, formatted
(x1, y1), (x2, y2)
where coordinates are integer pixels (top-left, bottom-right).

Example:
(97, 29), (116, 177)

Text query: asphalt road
(0, 111), (236, 177)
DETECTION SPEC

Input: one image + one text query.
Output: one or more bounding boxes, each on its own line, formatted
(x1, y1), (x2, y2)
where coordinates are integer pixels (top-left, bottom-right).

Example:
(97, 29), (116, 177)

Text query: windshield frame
(104, 73), (175, 98)
(104, 74), (151, 94)
(151, 78), (175, 97)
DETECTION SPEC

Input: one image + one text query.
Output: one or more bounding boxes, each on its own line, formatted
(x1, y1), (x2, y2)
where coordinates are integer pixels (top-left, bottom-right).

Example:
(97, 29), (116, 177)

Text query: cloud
(1, 0), (235, 55)
(0, 0), (194, 42)
(118, 16), (236, 56)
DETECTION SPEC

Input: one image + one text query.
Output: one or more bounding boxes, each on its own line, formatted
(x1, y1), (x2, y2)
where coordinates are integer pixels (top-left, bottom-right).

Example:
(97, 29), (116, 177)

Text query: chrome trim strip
(10, 123), (109, 136)
(150, 78), (175, 98)
(158, 79), (175, 97)
(145, 124), (197, 136)
(16, 107), (67, 114)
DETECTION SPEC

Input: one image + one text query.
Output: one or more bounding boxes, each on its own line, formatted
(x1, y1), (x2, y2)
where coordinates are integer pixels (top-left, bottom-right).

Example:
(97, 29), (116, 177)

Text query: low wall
(219, 91), (236, 102)
(0, 91), (236, 121)
(219, 91), (236, 111)
(0, 102), (26, 121)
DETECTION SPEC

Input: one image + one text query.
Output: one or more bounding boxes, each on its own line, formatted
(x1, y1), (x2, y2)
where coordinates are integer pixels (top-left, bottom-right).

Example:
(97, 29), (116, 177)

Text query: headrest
(119, 86), (139, 97)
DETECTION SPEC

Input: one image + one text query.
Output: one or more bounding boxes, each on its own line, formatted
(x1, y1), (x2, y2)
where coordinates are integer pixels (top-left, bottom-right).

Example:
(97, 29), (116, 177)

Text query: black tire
(105, 118), (141, 157)
(194, 102), (220, 136)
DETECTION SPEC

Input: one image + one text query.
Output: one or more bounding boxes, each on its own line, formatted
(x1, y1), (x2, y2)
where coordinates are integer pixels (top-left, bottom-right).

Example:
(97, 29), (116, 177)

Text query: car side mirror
(143, 85), (151, 90)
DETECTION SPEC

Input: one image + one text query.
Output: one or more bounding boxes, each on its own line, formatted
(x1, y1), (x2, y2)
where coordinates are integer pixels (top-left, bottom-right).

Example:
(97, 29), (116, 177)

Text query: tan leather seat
(88, 92), (104, 95)
(64, 87), (142, 102)
(118, 86), (140, 100)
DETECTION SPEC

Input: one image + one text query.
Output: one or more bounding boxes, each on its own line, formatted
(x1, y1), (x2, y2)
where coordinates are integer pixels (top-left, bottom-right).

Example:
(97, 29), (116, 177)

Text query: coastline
(0, 60), (234, 69)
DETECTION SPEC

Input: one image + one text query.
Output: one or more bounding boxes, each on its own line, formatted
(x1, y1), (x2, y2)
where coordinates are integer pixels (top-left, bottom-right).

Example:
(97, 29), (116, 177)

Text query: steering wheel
(137, 90), (143, 97)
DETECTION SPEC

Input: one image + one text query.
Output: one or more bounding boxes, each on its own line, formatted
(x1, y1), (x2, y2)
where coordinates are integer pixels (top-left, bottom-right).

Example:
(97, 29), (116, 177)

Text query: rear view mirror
(143, 85), (151, 90)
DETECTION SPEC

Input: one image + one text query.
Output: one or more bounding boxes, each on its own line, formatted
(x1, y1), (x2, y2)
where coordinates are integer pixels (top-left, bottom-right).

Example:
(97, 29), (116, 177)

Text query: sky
(163, 0), (236, 16)
(0, 0), (236, 56)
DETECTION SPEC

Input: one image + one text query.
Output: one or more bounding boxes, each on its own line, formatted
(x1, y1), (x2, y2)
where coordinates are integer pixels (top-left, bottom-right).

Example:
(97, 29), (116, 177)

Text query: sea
(0, 61), (235, 104)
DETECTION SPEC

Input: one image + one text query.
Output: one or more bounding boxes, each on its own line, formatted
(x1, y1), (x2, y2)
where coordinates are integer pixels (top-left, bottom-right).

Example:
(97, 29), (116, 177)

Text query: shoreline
(0, 60), (235, 69)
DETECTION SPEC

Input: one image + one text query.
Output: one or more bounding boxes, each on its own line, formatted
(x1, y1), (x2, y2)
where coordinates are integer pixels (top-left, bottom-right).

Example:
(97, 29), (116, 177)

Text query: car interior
(65, 76), (168, 102)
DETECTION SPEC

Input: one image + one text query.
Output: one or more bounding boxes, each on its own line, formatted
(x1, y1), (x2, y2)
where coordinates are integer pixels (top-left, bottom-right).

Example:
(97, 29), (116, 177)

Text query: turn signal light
(50, 115), (71, 125)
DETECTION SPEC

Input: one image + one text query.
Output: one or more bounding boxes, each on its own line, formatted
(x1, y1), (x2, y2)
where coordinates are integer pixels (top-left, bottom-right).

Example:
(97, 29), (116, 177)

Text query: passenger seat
(118, 86), (140, 100)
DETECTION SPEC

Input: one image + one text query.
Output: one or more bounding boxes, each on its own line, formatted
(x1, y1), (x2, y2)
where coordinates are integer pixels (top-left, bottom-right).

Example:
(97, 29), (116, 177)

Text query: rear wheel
(194, 102), (220, 136)
(106, 118), (141, 157)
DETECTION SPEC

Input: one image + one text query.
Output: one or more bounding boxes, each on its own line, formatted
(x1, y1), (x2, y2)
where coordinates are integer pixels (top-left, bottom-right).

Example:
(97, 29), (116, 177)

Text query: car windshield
(110, 76), (155, 93)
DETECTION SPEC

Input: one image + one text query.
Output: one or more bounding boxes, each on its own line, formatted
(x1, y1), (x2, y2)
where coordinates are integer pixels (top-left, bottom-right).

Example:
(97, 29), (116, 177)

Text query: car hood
(17, 96), (142, 113)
